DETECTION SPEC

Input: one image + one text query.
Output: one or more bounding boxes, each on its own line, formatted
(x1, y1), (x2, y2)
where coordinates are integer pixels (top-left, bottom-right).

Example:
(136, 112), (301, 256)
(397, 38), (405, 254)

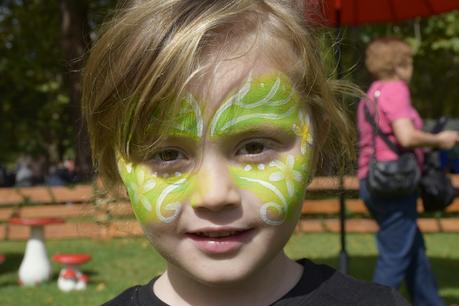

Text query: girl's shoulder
(102, 260), (409, 306)
(102, 277), (165, 306)
(272, 259), (410, 306)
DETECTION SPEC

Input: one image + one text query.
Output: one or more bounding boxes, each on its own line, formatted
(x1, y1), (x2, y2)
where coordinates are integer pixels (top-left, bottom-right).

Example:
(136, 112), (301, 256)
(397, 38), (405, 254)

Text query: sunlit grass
(0, 233), (458, 305)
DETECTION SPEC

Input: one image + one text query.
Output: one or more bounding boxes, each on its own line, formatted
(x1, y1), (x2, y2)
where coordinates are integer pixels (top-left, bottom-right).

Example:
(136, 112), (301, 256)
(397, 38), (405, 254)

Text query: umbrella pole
(334, 2), (348, 275)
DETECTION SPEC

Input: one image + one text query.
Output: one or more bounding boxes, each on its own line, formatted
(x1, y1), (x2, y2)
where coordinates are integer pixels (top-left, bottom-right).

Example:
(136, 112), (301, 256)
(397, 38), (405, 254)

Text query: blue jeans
(359, 180), (445, 306)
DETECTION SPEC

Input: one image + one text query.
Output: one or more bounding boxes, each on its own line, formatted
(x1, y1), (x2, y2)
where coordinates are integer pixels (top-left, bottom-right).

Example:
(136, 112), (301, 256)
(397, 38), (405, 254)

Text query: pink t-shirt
(357, 80), (424, 179)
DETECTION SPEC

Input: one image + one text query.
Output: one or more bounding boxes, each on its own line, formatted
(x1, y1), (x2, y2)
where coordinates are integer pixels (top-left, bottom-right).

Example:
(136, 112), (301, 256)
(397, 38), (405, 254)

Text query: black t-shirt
(103, 259), (409, 306)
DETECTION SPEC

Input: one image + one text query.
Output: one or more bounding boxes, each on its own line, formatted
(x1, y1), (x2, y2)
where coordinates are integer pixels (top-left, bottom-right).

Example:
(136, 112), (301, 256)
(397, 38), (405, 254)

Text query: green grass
(1, 233), (458, 305)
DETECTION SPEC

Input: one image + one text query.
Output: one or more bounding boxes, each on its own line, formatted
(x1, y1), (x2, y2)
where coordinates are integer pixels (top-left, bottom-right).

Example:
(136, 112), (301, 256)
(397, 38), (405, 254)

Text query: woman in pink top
(357, 37), (459, 306)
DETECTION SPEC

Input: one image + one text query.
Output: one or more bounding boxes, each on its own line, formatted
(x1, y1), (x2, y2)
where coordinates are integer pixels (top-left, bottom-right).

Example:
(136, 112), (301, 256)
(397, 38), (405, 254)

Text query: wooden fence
(1, 176), (459, 240)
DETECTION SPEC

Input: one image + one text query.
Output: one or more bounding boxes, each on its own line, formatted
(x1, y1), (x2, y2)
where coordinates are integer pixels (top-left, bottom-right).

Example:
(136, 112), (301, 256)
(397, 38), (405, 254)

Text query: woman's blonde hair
(365, 37), (412, 80)
(82, 0), (355, 188)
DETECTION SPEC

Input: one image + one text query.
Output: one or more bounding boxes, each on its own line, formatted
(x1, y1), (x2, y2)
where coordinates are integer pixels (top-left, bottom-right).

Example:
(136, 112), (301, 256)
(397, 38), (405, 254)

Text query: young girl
(82, 1), (409, 305)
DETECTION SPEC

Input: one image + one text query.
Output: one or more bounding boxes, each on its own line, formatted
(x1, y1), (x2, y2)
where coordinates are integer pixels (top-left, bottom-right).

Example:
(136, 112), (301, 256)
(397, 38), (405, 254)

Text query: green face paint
(229, 153), (309, 225)
(209, 74), (299, 138)
(209, 74), (313, 225)
(294, 111), (313, 155)
(169, 94), (204, 139)
(117, 73), (313, 225)
(117, 95), (204, 224)
(117, 158), (195, 224)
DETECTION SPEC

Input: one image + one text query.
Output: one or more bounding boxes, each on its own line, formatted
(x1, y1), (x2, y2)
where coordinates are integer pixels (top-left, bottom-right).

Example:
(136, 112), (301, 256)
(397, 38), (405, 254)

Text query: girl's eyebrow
(215, 124), (295, 139)
(154, 136), (199, 148)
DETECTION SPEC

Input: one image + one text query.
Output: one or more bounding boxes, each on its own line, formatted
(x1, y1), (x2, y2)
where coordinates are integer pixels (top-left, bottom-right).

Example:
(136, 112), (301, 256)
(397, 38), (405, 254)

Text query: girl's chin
(183, 259), (262, 286)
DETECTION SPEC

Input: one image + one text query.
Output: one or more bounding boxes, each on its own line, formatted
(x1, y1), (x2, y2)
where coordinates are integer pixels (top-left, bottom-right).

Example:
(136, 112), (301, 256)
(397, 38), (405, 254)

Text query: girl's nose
(191, 154), (241, 212)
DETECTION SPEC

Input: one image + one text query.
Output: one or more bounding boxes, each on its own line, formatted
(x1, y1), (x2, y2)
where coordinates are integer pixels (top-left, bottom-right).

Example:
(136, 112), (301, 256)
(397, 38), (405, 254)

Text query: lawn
(1, 233), (458, 305)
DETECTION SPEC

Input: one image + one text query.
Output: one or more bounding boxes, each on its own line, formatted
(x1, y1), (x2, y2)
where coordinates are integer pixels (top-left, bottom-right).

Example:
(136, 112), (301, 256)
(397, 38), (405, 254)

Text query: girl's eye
(235, 139), (278, 163)
(238, 141), (266, 155)
(149, 148), (188, 165)
(148, 148), (191, 175)
(153, 149), (186, 162)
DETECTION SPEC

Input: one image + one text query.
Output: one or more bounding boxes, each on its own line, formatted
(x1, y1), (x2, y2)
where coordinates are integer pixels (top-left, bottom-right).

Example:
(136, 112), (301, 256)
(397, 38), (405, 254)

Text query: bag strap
(364, 90), (402, 155)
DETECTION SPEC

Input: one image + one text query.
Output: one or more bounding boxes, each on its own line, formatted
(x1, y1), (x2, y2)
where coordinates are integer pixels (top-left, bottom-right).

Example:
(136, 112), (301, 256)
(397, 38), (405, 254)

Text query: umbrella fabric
(314, 0), (459, 26)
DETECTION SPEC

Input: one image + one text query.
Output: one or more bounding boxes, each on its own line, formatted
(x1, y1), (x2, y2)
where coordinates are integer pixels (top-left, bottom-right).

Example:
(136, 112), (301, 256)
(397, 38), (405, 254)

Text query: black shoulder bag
(364, 90), (420, 198)
(420, 118), (455, 212)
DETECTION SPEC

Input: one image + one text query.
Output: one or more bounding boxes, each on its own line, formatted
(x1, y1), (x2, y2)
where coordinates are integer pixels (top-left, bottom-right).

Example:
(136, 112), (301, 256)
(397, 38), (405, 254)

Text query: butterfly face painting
(117, 73), (313, 225)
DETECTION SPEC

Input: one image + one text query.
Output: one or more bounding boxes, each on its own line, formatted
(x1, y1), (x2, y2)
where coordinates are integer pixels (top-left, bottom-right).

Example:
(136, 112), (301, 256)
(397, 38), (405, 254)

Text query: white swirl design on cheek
(156, 178), (186, 223)
(238, 176), (287, 226)
(268, 155), (303, 198)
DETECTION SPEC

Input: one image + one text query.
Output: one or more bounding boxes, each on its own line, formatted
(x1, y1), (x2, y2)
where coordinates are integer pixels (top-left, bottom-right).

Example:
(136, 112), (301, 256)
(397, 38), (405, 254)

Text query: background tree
(0, 0), (67, 167)
(0, 3), (458, 179)
(59, 0), (91, 178)
(0, 0), (115, 177)
(337, 12), (459, 119)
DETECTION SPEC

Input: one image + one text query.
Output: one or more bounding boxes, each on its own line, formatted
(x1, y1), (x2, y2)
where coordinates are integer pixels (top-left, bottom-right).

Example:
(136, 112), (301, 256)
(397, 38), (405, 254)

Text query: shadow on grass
(0, 253), (99, 288)
(0, 252), (23, 287)
(0, 252), (23, 274)
(307, 255), (459, 304)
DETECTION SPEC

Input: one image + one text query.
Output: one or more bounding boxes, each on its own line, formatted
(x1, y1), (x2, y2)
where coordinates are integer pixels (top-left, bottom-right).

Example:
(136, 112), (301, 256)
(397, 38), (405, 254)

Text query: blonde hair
(365, 37), (412, 80)
(82, 0), (355, 188)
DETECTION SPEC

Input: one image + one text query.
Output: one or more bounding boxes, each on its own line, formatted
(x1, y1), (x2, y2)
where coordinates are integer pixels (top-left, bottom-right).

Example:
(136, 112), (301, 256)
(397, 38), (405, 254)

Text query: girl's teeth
(198, 231), (237, 238)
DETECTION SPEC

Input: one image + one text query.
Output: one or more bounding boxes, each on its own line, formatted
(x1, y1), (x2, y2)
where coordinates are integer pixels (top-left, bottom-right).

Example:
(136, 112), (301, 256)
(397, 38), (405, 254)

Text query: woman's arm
(393, 118), (459, 150)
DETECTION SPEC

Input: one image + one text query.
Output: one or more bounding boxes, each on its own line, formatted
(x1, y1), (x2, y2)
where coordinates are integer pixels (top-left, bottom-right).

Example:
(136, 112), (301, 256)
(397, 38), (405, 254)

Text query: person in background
(0, 164), (9, 187)
(0, 164), (16, 187)
(357, 37), (459, 306)
(46, 159), (79, 186)
(15, 156), (34, 187)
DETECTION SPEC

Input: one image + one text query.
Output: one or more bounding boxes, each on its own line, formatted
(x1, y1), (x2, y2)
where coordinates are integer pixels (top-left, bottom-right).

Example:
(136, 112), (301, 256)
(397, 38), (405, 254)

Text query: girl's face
(117, 66), (313, 284)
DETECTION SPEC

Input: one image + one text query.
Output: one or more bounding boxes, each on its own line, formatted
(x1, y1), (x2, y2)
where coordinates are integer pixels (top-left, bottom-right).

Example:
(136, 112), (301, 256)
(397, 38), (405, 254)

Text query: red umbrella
(316, 0), (459, 26)
(306, 0), (459, 274)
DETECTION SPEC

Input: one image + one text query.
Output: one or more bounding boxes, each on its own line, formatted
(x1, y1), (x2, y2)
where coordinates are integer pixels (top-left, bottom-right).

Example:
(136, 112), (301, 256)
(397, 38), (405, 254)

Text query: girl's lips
(186, 229), (254, 255)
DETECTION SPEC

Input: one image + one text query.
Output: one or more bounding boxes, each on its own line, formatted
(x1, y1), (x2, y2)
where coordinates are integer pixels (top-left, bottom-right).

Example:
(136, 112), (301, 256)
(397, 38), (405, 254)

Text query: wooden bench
(299, 175), (459, 233)
(0, 184), (140, 240)
(1, 175), (458, 240)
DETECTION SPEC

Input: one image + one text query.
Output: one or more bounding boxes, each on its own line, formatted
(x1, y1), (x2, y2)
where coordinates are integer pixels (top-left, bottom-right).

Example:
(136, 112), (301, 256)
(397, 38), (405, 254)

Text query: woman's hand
(436, 131), (459, 150)
(393, 118), (459, 149)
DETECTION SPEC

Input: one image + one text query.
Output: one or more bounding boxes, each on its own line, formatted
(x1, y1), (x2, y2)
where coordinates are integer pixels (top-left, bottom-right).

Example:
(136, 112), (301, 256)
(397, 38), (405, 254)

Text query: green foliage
(0, 0), (116, 166)
(331, 11), (459, 119)
(0, 1), (66, 164)
(1, 3), (458, 167)
(414, 12), (459, 117)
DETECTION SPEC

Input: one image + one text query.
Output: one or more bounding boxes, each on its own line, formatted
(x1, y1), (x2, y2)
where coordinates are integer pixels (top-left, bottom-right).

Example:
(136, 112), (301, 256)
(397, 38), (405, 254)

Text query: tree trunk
(59, 0), (92, 180)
